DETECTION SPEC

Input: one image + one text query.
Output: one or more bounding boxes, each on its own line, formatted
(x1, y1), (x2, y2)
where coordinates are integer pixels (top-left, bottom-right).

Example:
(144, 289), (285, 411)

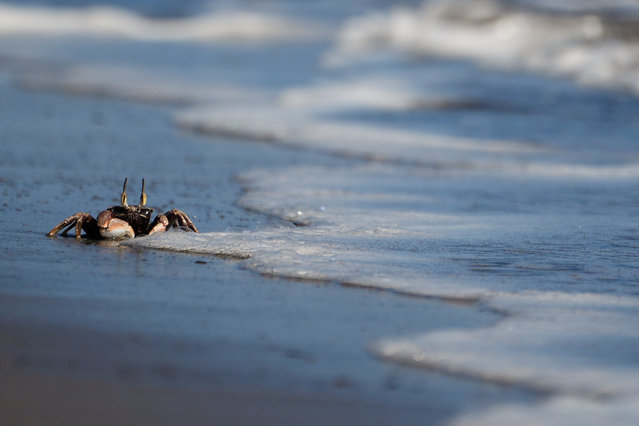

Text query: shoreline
(2, 1), (639, 423)
(0, 78), (538, 424)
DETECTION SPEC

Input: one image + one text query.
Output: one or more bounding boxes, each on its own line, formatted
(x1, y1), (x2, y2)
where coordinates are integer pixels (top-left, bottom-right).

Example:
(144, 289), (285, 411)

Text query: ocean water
(2, 0), (639, 423)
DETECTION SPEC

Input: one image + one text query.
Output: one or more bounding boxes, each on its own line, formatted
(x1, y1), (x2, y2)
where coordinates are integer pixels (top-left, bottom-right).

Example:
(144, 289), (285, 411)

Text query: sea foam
(328, 0), (639, 94)
(176, 102), (542, 166)
(0, 3), (322, 42)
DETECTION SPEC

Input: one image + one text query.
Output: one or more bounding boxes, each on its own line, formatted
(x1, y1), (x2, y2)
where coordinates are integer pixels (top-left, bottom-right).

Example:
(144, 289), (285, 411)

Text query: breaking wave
(329, 0), (639, 94)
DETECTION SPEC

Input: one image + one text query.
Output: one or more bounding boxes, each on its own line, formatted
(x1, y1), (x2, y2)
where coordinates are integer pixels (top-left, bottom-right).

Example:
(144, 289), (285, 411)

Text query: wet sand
(0, 77), (538, 424)
(1, 371), (469, 426)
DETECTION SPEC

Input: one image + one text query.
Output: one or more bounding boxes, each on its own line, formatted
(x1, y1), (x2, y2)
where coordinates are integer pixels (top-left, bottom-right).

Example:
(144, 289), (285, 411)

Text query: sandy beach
(0, 77), (537, 425)
(1, 371), (456, 426)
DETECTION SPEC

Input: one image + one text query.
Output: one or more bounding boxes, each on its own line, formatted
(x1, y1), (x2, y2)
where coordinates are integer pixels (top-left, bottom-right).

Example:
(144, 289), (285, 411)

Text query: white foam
(280, 77), (428, 110)
(374, 291), (639, 397)
(452, 395), (639, 426)
(176, 103), (542, 165)
(128, 163), (515, 298)
(177, 102), (639, 178)
(328, 0), (639, 94)
(0, 3), (322, 42)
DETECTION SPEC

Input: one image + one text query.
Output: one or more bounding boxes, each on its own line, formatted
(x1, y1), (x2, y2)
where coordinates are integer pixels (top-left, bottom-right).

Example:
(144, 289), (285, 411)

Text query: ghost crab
(47, 178), (198, 239)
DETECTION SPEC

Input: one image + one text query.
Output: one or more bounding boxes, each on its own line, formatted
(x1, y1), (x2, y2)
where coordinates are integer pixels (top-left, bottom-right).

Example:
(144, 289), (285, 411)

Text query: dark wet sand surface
(0, 78), (538, 424)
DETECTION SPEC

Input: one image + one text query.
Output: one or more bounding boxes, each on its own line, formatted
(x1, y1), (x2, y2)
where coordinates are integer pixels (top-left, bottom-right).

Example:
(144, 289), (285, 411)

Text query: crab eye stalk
(139, 178), (147, 207)
(121, 177), (129, 207)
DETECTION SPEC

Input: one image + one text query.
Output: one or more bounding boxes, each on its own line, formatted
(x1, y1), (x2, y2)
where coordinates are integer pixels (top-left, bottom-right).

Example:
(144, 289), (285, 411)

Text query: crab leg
(167, 209), (199, 233)
(46, 212), (100, 239)
(148, 209), (199, 235)
(60, 222), (77, 237)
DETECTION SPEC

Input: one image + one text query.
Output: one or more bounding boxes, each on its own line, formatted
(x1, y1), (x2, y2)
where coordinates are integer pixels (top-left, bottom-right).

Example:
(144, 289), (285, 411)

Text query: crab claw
(147, 214), (169, 236)
(97, 210), (135, 239)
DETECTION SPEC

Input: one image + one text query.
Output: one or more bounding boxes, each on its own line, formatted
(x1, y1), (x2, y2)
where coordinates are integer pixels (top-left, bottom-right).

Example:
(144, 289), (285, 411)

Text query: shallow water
(2, 0), (639, 423)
